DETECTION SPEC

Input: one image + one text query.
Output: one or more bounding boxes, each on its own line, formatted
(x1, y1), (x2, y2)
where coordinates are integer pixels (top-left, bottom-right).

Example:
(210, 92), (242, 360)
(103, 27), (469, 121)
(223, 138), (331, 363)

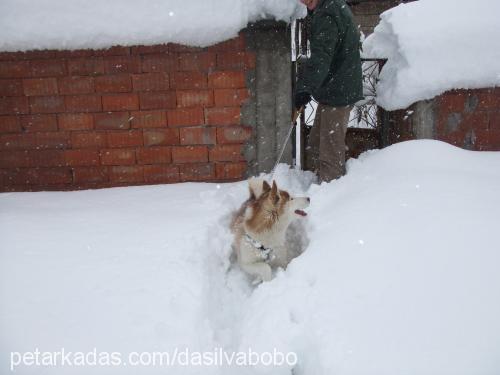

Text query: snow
(0, 0), (305, 52)
(2, 140), (500, 374)
(363, 0), (500, 110)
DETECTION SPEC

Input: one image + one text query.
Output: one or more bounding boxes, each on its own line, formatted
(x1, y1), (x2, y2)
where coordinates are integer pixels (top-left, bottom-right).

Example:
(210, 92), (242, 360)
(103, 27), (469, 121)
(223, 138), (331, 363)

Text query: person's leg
(318, 105), (351, 182)
(304, 103), (324, 174)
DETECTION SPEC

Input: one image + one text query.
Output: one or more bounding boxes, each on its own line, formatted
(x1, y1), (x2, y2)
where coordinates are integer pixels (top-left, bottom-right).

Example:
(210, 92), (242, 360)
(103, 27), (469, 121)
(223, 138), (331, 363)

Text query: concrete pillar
(242, 21), (292, 176)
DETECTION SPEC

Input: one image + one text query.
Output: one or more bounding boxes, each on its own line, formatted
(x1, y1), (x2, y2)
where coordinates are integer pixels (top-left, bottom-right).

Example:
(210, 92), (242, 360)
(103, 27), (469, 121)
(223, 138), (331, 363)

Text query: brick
(215, 162), (247, 180)
(103, 56), (141, 74)
(130, 110), (167, 128)
(0, 150), (30, 168)
(102, 93), (139, 111)
(107, 130), (143, 148)
(172, 146), (208, 163)
(65, 94), (102, 112)
(30, 60), (67, 77)
(58, 113), (93, 131)
(25, 50), (58, 59)
(20, 114), (58, 132)
(0, 96), (29, 115)
(23, 78), (58, 96)
(132, 73), (169, 91)
(94, 46), (131, 56)
(490, 112), (500, 130)
(0, 149), (64, 168)
(68, 58), (105, 76)
(131, 44), (169, 55)
(461, 112), (490, 130)
(71, 131), (106, 148)
(177, 90), (213, 108)
(143, 128), (179, 146)
(209, 144), (244, 162)
(0, 132), (70, 150)
(167, 108), (204, 127)
(109, 165), (144, 183)
(35, 132), (71, 149)
(170, 72), (207, 89)
(95, 74), (132, 93)
(0, 79), (23, 96)
(208, 35), (245, 52)
(216, 52), (255, 70)
(100, 149), (136, 165)
(0, 61), (31, 78)
(1, 167), (72, 185)
(179, 163), (214, 181)
(168, 44), (204, 53)
(142, 54), (178, 73)
(55, 50), (94, 59)
(208, 71), (245, 89)
(137, 146), (172, 164)
(58, 76), (95, 95)
(64, 149), (100, 166)
(438, 92), (466, 113)
(143, 164), (179, 183)
(475, 129), (500, 151)
(73, 166), (109, 184)
(29, 96), (64, 114)
(0, 133), (35, 150)
(178, 52), (216, 71)
(205, 107), (240, 126)
(0, 51), (23, 61)
(180, 127), (216, 145)
(139, 91), (176, 110)
(477, 91), (499, 110)
(94, 112), (131, 130)
(0, 116), (21, 133)
(214, 88), (249, 107)
(216, 126), (251, 144)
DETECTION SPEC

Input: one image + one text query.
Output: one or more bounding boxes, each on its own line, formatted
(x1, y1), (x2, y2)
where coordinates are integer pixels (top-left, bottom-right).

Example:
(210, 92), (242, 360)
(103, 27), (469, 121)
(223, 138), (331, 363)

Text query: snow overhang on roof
(0, 0), (306, 52)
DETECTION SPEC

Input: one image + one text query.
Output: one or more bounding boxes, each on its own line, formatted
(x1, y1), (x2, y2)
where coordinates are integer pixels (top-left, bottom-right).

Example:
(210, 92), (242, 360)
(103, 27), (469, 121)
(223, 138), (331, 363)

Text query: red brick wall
(385, 88), (500, 151)
(435, 88), (500, 151)
(0, 34), (255, 191)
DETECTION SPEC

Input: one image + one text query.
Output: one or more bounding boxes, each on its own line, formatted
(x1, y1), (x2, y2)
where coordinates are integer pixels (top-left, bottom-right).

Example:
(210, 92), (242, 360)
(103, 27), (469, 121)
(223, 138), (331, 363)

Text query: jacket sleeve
(297, 14), (339, 95)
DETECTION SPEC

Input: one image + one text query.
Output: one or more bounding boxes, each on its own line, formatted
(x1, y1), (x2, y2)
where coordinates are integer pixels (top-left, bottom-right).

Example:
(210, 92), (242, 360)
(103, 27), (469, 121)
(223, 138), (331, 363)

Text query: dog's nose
(307, 197), (310, 202)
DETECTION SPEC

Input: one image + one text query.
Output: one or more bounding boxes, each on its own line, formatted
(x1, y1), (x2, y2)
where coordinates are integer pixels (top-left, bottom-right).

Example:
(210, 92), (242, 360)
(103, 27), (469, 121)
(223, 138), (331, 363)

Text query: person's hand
(294, 91), (311, 111)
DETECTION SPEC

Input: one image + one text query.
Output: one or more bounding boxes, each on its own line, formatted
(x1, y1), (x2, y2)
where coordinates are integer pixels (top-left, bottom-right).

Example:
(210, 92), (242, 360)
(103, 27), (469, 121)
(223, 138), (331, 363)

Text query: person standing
(295, 0), (363, 182)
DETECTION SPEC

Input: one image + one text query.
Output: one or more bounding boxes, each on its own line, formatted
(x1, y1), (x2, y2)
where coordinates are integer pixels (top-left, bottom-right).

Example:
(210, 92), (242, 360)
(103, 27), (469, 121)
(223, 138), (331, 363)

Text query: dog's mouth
(294, 209), (307, 217)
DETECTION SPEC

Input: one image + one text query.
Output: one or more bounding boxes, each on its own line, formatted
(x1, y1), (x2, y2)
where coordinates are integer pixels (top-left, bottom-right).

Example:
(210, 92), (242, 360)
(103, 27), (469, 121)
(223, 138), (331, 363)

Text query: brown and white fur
(231, 178), (310, 283)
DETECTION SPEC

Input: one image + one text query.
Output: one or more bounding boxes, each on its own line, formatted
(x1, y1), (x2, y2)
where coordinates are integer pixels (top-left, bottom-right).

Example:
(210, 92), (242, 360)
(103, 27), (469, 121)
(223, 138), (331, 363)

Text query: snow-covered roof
(363, 0), (500, 111)
(0, 0), (305, 52)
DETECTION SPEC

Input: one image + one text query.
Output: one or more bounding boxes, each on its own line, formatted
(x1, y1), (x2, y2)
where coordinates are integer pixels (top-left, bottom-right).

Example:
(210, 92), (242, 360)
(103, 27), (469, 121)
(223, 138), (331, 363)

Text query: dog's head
(248, 179), (310, 221)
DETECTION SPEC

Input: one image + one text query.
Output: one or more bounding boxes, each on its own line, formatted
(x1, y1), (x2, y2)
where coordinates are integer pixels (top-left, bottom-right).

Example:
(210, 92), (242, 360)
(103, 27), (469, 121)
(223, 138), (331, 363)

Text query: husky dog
(231, 178), (310, 283)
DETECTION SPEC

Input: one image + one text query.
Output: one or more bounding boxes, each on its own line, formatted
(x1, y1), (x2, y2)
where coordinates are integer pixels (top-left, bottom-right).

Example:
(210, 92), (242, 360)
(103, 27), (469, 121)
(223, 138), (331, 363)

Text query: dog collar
(244, 234), (274, 261)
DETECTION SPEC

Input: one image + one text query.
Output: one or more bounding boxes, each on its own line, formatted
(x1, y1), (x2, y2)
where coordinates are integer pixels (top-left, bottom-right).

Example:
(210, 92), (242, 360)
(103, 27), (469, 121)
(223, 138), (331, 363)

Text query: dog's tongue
(295, 209), (307, 217)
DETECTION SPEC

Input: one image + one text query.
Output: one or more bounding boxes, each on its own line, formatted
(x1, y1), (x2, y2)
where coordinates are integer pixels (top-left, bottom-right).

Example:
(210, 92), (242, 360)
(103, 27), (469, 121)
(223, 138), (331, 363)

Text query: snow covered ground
(363, 0), (500, 110)
(1, 140), (500, 375)
(0, 0), (305, 52)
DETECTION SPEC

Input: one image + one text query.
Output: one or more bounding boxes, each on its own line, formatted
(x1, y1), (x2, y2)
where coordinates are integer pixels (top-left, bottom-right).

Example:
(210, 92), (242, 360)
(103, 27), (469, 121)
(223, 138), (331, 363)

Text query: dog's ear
(249, 185), (256, 200)
(271, 181), (278, 197)
(262, 180), (271, 193)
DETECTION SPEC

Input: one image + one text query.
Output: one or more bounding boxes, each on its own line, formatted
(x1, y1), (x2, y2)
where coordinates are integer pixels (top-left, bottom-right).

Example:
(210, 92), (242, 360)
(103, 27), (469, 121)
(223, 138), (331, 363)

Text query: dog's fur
(231, 178), (310, 283)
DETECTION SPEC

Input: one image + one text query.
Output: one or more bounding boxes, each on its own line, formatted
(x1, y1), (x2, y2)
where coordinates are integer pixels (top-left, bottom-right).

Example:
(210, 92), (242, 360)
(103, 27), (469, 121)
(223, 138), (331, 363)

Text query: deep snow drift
(363, 0), (500, 110)
(0, 0), (305, 52)
(1, 140), (500, 374)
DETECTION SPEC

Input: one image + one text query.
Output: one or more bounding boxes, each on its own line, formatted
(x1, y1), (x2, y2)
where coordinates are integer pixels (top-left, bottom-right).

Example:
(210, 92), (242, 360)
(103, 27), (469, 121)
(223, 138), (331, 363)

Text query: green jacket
(297, 0), (363, 107)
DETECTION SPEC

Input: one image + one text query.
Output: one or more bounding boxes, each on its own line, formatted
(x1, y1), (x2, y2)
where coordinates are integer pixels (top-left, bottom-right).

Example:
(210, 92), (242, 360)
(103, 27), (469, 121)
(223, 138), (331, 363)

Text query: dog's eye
(274, 196), (280, 205)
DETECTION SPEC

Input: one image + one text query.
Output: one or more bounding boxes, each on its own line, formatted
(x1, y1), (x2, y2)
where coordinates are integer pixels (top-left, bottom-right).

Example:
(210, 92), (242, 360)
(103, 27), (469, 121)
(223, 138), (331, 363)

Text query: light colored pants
(305, 104), (351, 182)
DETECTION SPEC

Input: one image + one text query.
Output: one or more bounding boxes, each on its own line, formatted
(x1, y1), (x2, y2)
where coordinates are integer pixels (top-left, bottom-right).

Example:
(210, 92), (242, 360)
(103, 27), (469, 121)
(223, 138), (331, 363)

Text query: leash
(270, 107), (304, 178)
